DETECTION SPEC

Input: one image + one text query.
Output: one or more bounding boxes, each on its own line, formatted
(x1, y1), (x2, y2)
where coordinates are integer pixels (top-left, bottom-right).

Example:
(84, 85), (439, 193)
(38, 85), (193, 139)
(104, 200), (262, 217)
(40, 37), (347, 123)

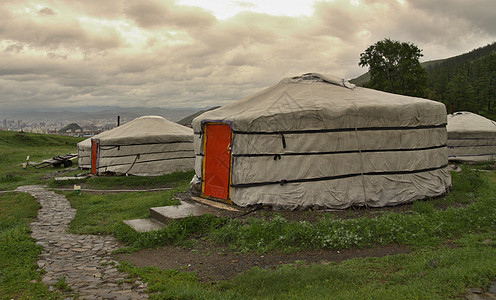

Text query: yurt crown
(283, 73), (356, 90)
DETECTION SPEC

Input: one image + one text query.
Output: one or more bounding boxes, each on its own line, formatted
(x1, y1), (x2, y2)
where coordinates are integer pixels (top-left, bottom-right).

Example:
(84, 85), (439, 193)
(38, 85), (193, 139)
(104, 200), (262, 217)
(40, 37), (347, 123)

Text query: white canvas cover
(192, 73), (451, 209)
(77, 127), (122, 169)
(447, 111), (496, 162)
(77, 116), (195, 175)
(77, 138), (91, 169)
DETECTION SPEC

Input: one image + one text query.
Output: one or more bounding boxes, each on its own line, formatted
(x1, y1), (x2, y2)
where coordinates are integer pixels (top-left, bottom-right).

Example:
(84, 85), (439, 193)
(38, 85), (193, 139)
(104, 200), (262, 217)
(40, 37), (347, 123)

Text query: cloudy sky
(1, 0), (495, 111)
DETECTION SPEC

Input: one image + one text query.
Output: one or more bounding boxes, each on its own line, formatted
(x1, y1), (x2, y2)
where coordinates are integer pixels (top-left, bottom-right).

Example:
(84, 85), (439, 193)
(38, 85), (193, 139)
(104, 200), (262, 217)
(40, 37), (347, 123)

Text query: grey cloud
(124, 0), (216, 29)
(4, 43), (24, 53)
(58, 0), (125, 19)
(313, 0), (364, 40)
(0, 15), (122, 52)
(47, 53), (68, 60)
(408, 0), (496, 35)
(0, 0), (495, 112)
(39, 7), (56, 16)
(227, 51), (261, 66)
(311, 0), (494, 64)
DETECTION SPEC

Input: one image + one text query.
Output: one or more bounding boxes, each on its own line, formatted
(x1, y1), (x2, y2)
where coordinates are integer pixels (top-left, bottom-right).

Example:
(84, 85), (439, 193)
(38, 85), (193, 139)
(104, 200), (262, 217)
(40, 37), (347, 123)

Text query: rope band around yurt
(229, 164), (449, 189)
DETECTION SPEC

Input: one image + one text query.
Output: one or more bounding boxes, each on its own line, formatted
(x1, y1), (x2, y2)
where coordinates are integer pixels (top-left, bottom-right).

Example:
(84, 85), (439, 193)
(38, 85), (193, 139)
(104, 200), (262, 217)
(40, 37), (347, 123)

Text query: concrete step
(124, 199), (238, 232)
(149, 201), (214, 224)
(123, 218), (166, 232)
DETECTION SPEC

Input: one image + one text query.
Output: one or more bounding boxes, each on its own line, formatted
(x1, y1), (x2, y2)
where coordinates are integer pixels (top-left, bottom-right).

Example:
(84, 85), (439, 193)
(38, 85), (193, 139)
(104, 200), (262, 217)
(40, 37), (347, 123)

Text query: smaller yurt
(192, 73), (451, 209)
(77, 140), (92, 169)
(78, 128), (120, 169)
(77, 116), (195, 175)
(447, 111), (496, 162)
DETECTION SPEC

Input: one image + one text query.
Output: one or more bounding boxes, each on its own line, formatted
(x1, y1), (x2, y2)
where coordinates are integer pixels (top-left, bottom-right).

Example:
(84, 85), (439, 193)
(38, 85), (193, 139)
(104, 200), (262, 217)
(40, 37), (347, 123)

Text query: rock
(488, 282), (496, 294)
(468, 288), (484, 294)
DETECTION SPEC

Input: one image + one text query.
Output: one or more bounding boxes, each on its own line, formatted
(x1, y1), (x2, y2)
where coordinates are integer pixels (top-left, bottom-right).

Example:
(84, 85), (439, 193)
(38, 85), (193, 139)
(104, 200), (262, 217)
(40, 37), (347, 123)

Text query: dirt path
(115, 241), (410, 282)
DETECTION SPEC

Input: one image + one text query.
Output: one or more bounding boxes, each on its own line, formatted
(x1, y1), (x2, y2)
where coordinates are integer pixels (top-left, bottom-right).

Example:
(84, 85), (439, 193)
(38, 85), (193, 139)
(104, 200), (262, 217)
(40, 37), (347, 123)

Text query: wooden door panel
(203, 124), (232, 200)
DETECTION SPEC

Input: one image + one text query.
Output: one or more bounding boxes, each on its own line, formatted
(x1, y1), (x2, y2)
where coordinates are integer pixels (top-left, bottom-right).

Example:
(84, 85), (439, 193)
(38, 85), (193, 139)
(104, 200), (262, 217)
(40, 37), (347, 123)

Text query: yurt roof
(78, 116), (193, 147)
(192, 73), (446, 132)
(447, 111), (496, 133)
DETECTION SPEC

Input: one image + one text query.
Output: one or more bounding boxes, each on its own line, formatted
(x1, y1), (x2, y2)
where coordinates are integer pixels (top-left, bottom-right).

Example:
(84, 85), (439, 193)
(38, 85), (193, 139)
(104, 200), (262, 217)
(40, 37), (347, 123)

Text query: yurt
(447, 111), (496, 162)
(78, 116), (195, 175)
(192, 73), (451, 209)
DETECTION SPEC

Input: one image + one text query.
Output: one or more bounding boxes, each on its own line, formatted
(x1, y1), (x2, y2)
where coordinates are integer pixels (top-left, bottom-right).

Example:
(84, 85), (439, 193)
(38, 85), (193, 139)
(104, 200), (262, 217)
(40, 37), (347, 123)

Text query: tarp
(192, 73), (451, 209)
(447, 111), (496, 162)
(77, 116), (195, 175)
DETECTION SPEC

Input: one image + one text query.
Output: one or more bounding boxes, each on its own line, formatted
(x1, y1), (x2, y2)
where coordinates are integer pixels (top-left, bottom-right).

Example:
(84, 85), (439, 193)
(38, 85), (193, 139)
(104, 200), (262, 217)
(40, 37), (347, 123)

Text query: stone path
(16, 185), (148, 299)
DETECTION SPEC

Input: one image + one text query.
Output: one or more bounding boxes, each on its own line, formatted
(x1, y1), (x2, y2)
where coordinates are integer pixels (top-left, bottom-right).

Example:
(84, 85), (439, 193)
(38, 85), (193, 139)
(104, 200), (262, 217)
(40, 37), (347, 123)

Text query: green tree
(359, 38), (427, 97)
(447, 74), (476, 112)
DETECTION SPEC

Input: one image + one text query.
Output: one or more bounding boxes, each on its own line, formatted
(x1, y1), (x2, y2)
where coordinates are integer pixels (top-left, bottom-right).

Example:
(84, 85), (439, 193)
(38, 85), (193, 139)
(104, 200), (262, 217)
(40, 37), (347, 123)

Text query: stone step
(149, 201), (215, 224)
(123, 218), (166, 233)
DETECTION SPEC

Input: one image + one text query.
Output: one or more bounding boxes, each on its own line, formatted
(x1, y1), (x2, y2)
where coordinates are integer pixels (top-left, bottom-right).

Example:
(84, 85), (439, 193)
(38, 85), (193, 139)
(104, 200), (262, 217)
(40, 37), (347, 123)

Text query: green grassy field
(47, 170), (195, 189)
(0, 130), (84, 190)
(0, 192), (61, 299)
(1, 129), (495, 299)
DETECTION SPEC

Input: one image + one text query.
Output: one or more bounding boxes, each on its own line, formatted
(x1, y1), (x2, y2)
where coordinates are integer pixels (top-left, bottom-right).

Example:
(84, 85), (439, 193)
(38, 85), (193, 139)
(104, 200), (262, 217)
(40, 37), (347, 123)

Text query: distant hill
(349, 42), (496, 116)
(349, 72), (370, 87)
(350, 59), (446, 87)
(177, 106), (221, 126)
(0, 129), (83, 148)
(59, 123), (82, 134)
(424, 42), (496, 114)
(1, 107), (199, 123)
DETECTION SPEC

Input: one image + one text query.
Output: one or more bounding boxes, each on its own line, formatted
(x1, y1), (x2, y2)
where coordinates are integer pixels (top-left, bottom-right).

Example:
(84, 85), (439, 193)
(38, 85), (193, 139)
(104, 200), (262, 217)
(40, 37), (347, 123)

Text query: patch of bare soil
(41, 167), (82, 180)
(114, 241), (410, 282)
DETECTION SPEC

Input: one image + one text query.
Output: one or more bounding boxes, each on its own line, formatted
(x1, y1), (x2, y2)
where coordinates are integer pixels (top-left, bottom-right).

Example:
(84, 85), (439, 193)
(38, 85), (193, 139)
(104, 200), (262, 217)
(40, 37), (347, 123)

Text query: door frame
(91, 139), (99, 175)
(201, 122), (233, 204)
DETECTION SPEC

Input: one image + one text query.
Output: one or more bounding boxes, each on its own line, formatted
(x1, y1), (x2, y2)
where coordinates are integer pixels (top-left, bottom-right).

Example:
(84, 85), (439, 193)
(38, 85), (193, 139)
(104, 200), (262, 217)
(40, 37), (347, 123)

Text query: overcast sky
(1, 0), (495, 111)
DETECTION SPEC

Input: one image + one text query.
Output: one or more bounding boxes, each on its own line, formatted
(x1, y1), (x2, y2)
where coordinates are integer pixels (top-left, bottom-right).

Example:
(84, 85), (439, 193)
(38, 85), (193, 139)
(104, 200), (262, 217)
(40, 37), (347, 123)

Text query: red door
(91, 139), (99, 175)
(203, 124), (232, 201)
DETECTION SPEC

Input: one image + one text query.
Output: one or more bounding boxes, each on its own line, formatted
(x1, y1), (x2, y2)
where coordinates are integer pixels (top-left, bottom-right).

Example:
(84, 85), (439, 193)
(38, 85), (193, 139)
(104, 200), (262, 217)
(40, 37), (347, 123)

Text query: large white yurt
(78, 116), (195, 175)
(192, 73), (451, 209)
(447, 111), (496, 162)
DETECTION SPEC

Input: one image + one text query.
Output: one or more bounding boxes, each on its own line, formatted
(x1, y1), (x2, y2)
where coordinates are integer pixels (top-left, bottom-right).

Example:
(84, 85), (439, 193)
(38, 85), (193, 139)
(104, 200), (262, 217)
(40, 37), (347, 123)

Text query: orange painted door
(203, 124), (232, 200)
(91, 139), (99, 174)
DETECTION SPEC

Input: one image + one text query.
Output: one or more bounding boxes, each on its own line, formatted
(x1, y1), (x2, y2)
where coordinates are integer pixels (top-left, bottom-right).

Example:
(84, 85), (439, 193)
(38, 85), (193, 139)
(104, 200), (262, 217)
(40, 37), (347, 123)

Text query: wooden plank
(191, 196), (240, 212)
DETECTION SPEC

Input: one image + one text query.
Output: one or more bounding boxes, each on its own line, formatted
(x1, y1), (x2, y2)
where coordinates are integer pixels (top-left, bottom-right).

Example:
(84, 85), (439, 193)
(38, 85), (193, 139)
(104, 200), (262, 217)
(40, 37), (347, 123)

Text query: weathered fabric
(447, 111), (496, 162)
(193, 73), (451, 209)
(77, 116), (195, 175)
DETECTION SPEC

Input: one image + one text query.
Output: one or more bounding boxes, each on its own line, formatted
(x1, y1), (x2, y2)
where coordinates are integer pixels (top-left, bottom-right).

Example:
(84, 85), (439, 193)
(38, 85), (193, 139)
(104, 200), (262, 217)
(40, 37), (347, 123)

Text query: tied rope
(124, 154), (140, 175)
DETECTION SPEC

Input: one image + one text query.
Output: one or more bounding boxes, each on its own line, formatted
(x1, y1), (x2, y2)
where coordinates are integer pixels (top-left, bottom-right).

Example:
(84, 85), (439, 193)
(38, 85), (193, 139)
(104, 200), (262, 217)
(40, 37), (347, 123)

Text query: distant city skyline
(1, 0), (495, 111)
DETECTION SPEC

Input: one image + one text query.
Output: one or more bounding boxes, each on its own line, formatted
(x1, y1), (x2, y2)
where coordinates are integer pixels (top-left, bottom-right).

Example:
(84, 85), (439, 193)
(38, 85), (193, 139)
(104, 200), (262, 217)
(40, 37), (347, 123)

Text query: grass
(208, 190), (495, 253)
(220, 238), (496, 299)
(63, 176), (228, 251)
(0, 192), (60, 299)
(116, 231), (496, 299)
(71, 167), (494, 254)
(66, 188), (182, 235)
(0, 130), (83, 190)
(53, 276), (72, 293)
(48, 170), (195, 189)
(114, 214), (226, 251)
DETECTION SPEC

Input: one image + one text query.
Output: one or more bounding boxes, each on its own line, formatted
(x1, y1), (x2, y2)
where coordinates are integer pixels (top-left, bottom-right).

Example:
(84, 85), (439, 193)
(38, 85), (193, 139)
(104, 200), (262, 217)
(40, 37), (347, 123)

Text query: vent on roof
(281, 73), (356, 90)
